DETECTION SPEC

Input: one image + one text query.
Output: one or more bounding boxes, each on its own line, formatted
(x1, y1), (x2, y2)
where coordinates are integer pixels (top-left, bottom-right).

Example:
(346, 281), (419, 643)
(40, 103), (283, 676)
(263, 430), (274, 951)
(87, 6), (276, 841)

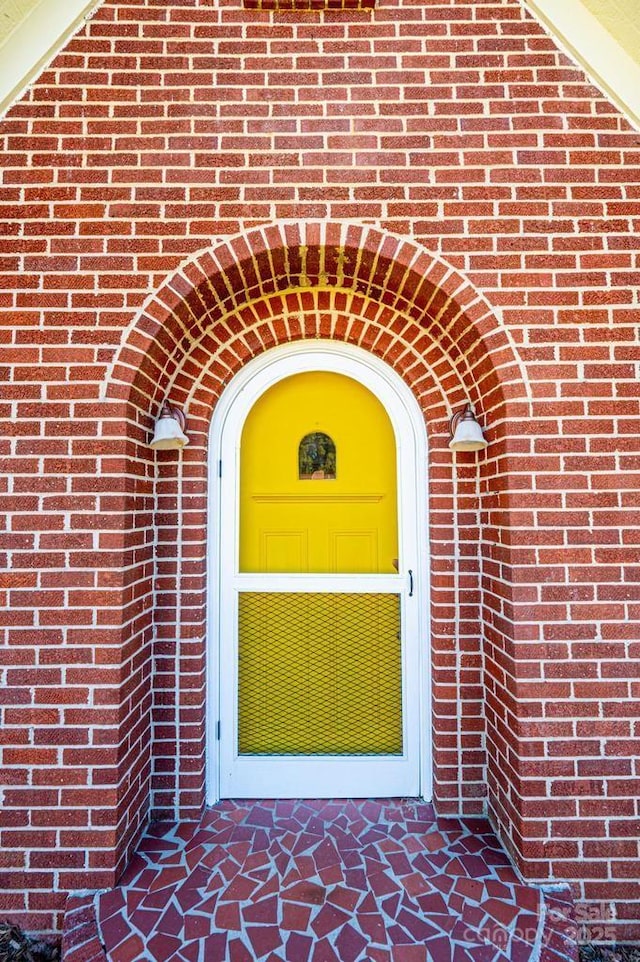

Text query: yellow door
(216, 350), (423, 800)
(237, 372), (402, 761)
(240, 371), (398, 575)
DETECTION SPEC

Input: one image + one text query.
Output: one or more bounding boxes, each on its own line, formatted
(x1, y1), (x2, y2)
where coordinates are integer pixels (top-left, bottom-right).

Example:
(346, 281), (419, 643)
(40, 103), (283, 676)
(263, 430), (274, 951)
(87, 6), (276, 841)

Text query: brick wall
(1, 0), (639, 940)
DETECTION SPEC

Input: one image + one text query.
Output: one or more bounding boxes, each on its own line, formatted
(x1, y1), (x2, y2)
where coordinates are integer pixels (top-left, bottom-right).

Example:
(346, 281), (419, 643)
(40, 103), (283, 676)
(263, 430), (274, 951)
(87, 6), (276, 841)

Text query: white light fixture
(449, 402), (488, 453)
(150, 402), (189, 451)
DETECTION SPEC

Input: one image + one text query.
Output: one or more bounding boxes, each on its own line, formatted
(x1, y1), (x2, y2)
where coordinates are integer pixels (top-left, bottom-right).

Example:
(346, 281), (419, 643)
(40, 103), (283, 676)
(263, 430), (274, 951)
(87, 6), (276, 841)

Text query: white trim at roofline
(523, 0), (640, 132)
(0, 0), (102, 119)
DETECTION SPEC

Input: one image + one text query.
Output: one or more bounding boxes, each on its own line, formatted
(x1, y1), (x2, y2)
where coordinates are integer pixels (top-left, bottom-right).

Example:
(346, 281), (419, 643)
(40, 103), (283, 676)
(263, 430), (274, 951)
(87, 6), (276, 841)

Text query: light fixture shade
(150, 403), (189, 451)
(449, 403), (488, 453)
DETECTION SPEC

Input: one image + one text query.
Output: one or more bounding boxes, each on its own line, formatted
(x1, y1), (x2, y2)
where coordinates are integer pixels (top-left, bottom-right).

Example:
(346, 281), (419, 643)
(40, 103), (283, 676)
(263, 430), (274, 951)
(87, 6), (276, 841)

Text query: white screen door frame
(206, 341), (431, 802)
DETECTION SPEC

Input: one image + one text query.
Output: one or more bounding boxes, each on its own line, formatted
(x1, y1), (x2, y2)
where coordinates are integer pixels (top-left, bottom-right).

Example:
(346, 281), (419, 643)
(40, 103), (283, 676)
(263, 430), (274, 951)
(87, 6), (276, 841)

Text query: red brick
(1, 0), (640, 940)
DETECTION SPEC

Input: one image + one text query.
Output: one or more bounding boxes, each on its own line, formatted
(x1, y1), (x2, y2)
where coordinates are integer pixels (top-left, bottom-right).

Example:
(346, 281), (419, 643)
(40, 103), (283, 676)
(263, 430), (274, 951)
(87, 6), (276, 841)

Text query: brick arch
(104, 220), (528, 427)
(104, 223), (531, 882)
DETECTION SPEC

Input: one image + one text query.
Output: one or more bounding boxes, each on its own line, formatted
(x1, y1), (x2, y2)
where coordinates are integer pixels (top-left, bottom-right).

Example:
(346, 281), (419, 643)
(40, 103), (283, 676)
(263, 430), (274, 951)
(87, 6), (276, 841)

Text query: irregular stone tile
(415, 892), (449, 916)
(202, 932), (228, 962)
(344, 867), (368, 889)
(398, 872), (432, 898)
(380, 893), (401, 919)
(357, 910), (388, 945)
(283, 880), (326, 904)
(460, 903), (485, 931)
(421, 833), (447, 853)
(214, 901), (242, 931)
(450, 918), (477, 944)
(146, 932), (182, 960)
(485, 880), (511, 900)
(175, 884), (207, 913)
(515, 912), (541, 943)
(130, 868), (158, 893)
(243, 895), (279, 925)
(293, 854), (318, 878)
(124, 889), (145, 913)
(332, 829), (360, 852)
(494, 866), (520, 885)
(396, 909), (438, 941)
(370, 871), (401, 898)
(480, 898), (521, 928)
(466, 945), (499, 962)
(281, 901), (312, 932)
(139, 886), (177, 911)
(513, 887), (542, 913)
(454, 878), (484, 902)
(422, 935), (451, 962)
(441, 911), (466, 936)
(311, 938), (341, 962)
(459, 855), (493, 878)
(98, 888), (126, 921)
(118, 855), (148, 888)
(327, 885), (360, 912)
(386, 922), (414, 945)
(246, 924), (283, 957)
(390, 945), (427, 961)
(177, 940), (201, 962)
(228, 938), (253, 962)
(509, 937), (538, 962)
(318, 864), (344, 886)
(183, 913), (211, 941)
(127, 907), (161, 938)
(453, 945), (475, 962)
(251, 874), (280, 902)
(219, 874), (261, 901)
(149, 867), (188, 892)
(335, 922), (368, 962)
(341, 852), (363, 871)
(386, 852), (413, 876)
(368, 950), (392, 962)
(285, 931), (313, 962)
(108, 933), (144, 962)
(244, 850), (272, 873)
(311, 903), (351, 938)
(313, 837), (341, 870)
(197, 892), (221, 915)
(98, 912), (131, 950)
(157, 902), (183, 938)
(245, 806), (275, 828)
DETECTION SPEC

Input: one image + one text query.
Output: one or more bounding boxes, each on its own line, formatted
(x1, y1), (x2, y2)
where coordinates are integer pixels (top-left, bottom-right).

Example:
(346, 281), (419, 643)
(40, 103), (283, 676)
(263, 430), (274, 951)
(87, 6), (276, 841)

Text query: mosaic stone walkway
(71, 799), (577, 962)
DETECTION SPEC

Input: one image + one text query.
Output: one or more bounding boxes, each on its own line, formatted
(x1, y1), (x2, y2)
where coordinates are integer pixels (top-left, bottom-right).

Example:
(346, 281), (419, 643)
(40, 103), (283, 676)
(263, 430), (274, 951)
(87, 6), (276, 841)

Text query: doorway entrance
(207, 342), (430, 800)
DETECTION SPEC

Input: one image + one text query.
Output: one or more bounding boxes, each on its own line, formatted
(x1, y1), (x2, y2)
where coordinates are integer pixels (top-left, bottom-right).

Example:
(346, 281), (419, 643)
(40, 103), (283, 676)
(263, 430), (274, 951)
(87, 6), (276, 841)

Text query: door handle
(408, 569), (414, 598)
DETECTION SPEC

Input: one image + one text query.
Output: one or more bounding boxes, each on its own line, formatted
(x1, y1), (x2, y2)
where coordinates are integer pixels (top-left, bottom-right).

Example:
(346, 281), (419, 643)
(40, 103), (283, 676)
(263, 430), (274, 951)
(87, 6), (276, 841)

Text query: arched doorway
(207, 341), (430, 801)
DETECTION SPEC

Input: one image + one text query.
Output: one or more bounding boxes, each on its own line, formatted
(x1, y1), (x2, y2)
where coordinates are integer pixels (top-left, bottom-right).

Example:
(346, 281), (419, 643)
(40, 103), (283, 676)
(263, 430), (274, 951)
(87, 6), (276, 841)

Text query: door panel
(259, 531), (308, 572)
(329, 529), (378, 573)
(240, 371), (398, 574)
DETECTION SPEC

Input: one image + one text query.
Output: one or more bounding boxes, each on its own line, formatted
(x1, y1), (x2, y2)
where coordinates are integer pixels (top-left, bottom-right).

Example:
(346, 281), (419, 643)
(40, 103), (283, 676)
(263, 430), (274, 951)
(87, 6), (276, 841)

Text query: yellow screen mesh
(238, 593), (402, 756)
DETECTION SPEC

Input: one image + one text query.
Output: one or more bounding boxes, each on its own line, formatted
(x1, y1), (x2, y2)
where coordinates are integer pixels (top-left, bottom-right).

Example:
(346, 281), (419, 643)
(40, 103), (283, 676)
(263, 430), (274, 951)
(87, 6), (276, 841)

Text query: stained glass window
(299, 432), (336, 480)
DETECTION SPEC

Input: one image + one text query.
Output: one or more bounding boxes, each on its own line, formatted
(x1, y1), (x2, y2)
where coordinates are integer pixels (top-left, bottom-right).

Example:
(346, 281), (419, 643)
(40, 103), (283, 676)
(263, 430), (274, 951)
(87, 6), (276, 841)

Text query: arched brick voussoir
(105, 222), (529, 418)
(175, 303), (463, 440)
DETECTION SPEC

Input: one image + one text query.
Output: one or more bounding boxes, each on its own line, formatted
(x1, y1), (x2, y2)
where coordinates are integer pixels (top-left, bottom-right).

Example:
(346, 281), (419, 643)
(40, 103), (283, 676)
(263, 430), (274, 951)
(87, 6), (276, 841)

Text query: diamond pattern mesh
(238, 592), (402, 755)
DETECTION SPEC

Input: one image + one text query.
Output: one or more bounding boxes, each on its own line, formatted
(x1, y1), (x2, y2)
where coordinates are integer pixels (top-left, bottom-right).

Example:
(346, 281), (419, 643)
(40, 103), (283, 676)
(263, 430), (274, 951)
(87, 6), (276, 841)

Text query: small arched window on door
(298, 432), (336, 480)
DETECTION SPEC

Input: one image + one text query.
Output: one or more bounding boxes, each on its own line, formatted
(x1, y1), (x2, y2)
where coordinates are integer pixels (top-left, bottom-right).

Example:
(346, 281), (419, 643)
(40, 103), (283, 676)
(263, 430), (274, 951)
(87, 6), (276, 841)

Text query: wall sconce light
(150, 402), (189, 451)
(449, 403), (488, 453)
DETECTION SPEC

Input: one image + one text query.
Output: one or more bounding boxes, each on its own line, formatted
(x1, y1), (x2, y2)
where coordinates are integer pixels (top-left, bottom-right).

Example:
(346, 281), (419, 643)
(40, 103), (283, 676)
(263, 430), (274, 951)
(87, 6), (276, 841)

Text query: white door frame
(206, 340), (431, 803)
